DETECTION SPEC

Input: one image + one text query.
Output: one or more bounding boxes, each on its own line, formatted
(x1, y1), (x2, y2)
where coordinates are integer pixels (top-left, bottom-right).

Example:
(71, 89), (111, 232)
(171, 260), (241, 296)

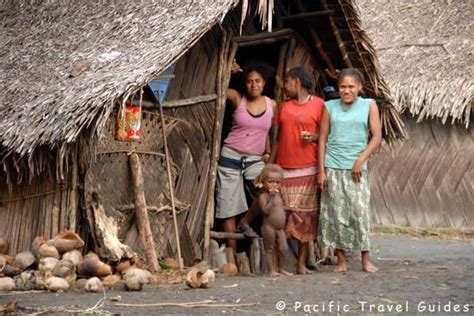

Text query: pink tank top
(224, 96), (273, 155)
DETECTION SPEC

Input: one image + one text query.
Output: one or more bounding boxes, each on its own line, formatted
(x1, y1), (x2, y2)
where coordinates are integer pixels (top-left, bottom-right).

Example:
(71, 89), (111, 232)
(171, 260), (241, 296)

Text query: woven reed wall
(370, 114), (474, 229)
(0, 163), (72, 256)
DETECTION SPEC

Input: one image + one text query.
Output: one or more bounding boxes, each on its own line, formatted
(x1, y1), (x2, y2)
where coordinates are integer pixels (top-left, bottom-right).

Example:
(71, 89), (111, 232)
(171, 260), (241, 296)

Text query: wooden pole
(321, 0), (353, 68)
(210, 230), (245, 240)
(68, 144), (78, 232)
(282, 9), (334, 21)
(129, 153), (159, 273)
(203, 29), (232, 261)
(158, 105), (184, 271)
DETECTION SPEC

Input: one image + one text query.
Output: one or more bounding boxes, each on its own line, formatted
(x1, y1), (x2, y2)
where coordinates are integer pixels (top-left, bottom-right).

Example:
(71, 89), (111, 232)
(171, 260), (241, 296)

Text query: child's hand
(301, 131), (317, 144)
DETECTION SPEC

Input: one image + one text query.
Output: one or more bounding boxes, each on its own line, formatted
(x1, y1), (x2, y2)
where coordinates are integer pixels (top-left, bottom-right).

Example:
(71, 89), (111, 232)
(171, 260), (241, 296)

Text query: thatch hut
(1, 0), (404, 262)
(359, 0), (473, 230)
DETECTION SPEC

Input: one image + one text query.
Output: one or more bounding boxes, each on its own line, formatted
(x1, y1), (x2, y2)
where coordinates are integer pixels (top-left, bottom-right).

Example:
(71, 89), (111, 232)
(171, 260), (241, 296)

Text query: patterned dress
(319, 97), (373, 251)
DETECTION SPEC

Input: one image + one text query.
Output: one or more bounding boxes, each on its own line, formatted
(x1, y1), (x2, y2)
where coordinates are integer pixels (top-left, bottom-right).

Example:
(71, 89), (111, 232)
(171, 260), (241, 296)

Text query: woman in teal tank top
(317, 68), (382, 273)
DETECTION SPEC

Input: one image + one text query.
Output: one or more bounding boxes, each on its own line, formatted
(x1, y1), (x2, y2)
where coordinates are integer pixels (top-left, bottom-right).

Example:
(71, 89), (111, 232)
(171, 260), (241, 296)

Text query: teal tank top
(325, 97), (373, 170)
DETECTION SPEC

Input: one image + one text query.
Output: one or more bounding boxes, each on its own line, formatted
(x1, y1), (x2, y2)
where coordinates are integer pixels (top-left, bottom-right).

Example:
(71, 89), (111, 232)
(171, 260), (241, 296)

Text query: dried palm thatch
(358, 0), (473, 127)
(0, 0), (241, 159)
(359, 0), (473, 229)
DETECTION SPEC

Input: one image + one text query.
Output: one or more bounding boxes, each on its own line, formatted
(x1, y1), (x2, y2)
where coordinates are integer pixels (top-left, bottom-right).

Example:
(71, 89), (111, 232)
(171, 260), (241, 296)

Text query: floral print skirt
(318, 168), (371, 251)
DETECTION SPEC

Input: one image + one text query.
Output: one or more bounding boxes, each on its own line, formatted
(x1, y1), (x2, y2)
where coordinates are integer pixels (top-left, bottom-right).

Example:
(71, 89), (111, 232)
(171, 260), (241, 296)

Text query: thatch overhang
(0, 0), (240, 160)
(358, 0), (473, 128)
(1, 0), (405, 170)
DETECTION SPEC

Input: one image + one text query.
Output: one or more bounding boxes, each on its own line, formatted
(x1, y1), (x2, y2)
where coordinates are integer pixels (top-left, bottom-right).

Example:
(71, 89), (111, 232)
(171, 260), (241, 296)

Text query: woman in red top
(270, 67), (324, 274)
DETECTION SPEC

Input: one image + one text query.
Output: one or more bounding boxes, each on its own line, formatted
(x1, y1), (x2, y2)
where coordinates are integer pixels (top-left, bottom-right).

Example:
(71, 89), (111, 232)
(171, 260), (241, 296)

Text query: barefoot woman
(318, 68), (381, 273)
(216, 62), (277, 255)
(271, 67), (324, 274)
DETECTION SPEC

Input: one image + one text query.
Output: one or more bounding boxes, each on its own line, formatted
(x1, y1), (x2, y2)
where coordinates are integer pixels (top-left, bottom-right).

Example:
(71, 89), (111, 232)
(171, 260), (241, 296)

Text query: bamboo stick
(238, 37), (292, 48)
(129, 94), (217, 109)
(129, 153), (159, 273)
(321, 0), (353, 68)
(159, 104), (183, 272)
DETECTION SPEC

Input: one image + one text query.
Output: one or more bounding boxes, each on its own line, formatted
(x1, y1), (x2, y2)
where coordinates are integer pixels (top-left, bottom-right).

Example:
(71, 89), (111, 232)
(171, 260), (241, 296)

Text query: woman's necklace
(296, 94), (312, 104)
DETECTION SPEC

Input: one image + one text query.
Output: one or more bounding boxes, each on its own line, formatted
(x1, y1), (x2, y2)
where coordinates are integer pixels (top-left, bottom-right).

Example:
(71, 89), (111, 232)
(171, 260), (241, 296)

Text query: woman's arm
(352, 102), (382, 183)
(269, 128), (279, 164)
(264, 100), (279, 163)
(227, 88), (241, 109)
(317, 107), (330, 191)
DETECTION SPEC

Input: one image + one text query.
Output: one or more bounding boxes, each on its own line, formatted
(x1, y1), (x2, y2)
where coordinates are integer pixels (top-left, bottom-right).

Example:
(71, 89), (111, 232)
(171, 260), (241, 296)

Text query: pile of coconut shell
(0, 232), (161, 293)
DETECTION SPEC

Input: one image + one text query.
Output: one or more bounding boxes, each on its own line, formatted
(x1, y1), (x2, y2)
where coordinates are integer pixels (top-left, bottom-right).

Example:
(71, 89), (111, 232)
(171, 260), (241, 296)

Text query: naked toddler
(257, 164), (292, 276)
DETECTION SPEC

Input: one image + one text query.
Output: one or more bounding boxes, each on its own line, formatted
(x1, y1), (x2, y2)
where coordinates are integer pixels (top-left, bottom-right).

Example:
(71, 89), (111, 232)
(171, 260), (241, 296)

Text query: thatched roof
(358, 0), (473, 127)
(0, 0), (240, 158)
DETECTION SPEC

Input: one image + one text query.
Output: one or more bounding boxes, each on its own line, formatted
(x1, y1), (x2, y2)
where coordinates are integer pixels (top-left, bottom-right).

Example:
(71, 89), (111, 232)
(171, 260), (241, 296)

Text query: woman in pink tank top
(216, 61), (277, 255)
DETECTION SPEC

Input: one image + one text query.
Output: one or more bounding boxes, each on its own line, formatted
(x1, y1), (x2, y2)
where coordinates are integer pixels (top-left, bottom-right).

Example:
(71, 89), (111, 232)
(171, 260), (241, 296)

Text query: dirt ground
(1, 235), (473, 315)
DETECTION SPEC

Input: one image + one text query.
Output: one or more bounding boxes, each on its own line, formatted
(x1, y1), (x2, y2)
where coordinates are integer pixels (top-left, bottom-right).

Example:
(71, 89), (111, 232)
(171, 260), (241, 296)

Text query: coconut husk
(38, 257), (59, 273)
(122, 267), (152, 284)
(102, 274), (121, 288)
(62, 250), (82, 266)
(78, 253), (112, 277)
(52, 259), (75, 278)
(0, 255), (13, 265)
(31, 236), (48, 257)
(14, 271), (36, 291)
(47, 277), (70, 292)
(116, 260), (131, 273)
(85, 277), (103, 293)
(220, 263), (238, 276)
(185, 267), (215, 289)
(125, 276), (143, 291)
(72, 278), (87, 292)
(12, 252), (35, 270)
(48, 231), (84, 254)
(2, 265), (22, 277)
(0, 277), (15, 292)
(37, 244), (60, 259)
(0, 238), (8, 255)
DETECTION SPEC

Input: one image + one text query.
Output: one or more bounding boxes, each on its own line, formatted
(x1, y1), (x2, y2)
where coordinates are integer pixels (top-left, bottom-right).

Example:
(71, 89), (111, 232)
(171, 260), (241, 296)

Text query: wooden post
(249, 237), (262, 274)
(203, 30), (237, 261)
(129, 153), (159, 273)
(68, 144), (79, 232)
(236, 252), (251, 274)
(225, 247), (236, 265)
(159, 105), (184, 272)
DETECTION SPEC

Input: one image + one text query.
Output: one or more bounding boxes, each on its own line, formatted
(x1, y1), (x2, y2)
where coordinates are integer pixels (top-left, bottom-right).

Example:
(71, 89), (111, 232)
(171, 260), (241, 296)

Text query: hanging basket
(115, 103), (142, 141)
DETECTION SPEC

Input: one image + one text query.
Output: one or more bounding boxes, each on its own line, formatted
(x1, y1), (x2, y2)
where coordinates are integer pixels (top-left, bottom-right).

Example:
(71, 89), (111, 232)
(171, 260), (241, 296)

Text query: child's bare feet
(279, 269), (293, 276)
(267, 271), (282, 277)
(333, 262), (347, 273)
(362, 261), (378, 273)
